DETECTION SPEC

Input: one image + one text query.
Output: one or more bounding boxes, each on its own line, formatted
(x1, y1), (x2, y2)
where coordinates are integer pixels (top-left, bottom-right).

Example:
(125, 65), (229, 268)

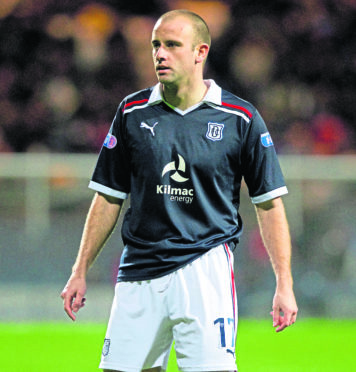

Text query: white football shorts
(99, 243), (238, 372)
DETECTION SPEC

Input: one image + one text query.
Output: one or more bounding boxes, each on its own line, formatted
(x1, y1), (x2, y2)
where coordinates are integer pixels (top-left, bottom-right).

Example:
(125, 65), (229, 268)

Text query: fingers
(60, 276), (87, 321)
(275, 316), (288, 333)
(61, 288), (76, 321)
(61, 287), (78, 321)
(270, 308), (298, 332)
(72, 294), (86, 313)
(271, 288), (298, 333)
(60, 287), (86, 321)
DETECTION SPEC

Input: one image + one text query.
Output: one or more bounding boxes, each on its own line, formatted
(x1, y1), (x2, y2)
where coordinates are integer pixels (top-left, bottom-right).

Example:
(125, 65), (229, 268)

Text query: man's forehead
(152, 15), (194, 37)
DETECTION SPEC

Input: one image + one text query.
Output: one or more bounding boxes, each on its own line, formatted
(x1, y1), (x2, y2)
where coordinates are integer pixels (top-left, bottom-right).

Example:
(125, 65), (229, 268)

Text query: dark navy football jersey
(89, 80), (288, 281)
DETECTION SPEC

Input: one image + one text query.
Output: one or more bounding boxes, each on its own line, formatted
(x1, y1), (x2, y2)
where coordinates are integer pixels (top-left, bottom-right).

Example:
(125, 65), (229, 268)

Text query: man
(61, 9), (298, 372)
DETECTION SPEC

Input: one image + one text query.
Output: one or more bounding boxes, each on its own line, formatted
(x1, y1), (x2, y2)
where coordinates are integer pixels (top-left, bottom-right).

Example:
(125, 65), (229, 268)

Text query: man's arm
(60, 192), (124, 321)
(255, 196), (298, 332)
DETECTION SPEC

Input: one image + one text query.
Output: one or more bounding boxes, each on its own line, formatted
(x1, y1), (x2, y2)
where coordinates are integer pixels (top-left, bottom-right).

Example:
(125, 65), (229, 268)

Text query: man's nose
(155, 46), (166, 61)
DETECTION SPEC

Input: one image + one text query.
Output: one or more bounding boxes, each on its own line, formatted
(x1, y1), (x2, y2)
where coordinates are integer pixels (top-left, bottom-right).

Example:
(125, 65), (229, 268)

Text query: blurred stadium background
(1, 0), (356, 325)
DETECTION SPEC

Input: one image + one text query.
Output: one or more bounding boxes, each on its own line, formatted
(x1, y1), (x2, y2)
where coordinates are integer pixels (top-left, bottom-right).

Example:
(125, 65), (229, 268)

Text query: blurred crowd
(0, 0), (355, 153)
(1, 0), (356, 317)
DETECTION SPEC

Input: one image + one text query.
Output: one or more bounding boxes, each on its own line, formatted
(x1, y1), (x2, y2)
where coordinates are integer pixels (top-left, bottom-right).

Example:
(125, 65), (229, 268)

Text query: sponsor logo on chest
(157, 154), (194, 204)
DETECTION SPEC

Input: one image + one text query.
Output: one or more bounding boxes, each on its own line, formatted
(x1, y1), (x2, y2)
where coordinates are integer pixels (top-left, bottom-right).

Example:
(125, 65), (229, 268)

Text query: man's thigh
(99, 280), (173, 371)
(169, 245), (238, 372)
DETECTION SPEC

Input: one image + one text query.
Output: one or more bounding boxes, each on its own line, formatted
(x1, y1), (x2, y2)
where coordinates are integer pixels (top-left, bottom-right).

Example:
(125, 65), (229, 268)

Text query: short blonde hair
(158, 9), (211, 48)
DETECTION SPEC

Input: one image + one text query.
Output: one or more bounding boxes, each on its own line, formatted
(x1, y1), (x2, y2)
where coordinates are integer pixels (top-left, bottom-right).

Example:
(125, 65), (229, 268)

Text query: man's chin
(157, 76), (171, 84)
(156, 73), (175, 84)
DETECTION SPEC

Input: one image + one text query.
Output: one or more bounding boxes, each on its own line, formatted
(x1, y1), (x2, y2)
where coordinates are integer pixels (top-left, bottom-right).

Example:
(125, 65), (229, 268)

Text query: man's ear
(195, 43), (209, 64)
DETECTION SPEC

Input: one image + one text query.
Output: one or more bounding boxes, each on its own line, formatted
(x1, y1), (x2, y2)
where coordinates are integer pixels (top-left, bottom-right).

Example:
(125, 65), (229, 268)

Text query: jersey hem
(117, 250), (207, 282)
(88, 181), (129, 199)
(251, 186), (288, 204)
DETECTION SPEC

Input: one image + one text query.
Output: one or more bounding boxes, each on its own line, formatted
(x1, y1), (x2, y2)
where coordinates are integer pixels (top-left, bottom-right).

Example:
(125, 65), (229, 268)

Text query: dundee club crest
(206, 122), (224, 141)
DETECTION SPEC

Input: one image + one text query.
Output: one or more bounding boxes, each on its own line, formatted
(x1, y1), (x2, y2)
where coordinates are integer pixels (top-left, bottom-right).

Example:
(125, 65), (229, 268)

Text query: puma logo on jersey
(140, 121), (158, 136)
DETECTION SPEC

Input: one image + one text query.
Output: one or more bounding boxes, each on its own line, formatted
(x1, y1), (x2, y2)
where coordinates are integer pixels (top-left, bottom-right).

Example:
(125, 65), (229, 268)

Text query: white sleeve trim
(251, 186), (288, 204)
(88, 181), (129, 199)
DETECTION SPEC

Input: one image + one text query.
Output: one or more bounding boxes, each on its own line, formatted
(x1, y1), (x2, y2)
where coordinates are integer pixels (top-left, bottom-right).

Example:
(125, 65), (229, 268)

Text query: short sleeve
(89, 102), (131, 199)
(242, 110), (288, 204)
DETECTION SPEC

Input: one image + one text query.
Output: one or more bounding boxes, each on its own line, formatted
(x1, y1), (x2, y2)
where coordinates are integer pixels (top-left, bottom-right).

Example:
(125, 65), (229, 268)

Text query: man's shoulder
(121, 86), (155, 113)
(219, 88), (257, 120)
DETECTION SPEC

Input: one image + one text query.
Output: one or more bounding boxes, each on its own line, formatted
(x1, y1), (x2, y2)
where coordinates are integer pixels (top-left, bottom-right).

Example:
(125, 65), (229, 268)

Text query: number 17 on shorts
(214, 317), (236, 356)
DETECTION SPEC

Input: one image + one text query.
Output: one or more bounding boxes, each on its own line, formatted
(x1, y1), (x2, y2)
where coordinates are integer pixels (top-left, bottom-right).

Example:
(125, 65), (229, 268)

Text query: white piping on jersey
(123, 80), (251, 122)
(205, 102), (251, 123)
(124, 100), (202, 116)
(89, 181), (129, 200)
(124, 100), (251, 121)
(123, 97), (251, 122)
(163, 100), (205, 116)
(123, 104), (150, 115)
(141, 79), (224, 116)
(251, 186), (288, 204)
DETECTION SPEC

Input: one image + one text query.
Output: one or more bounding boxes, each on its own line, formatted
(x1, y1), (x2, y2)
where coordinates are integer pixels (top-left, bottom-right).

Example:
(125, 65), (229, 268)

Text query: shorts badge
(102, 338), (111, 356)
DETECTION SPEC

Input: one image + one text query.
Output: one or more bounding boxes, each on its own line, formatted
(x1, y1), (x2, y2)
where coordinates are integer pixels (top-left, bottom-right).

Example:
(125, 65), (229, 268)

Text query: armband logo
(261, 132), (274, 147)
(103, 133), (117, 149)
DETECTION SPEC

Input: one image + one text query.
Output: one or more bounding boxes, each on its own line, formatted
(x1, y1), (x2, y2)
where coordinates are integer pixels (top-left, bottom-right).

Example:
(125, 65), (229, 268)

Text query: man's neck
(162, 80), (208, 111)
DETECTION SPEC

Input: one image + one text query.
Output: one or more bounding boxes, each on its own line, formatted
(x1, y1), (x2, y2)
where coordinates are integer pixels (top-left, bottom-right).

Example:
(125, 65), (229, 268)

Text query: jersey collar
(148, 79), (222, 114)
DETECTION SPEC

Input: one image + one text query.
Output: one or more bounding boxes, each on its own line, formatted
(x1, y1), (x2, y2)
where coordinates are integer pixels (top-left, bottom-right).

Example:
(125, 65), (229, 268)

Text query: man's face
(151, 16), (197, 86)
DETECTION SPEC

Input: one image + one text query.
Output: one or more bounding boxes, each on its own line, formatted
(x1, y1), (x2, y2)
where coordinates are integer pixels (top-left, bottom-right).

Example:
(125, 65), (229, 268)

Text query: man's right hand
(60, 275), (87, 321)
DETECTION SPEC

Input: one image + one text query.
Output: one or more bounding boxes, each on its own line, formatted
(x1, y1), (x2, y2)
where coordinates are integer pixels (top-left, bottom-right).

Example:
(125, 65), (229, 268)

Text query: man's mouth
(156, 66), (170, 72)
